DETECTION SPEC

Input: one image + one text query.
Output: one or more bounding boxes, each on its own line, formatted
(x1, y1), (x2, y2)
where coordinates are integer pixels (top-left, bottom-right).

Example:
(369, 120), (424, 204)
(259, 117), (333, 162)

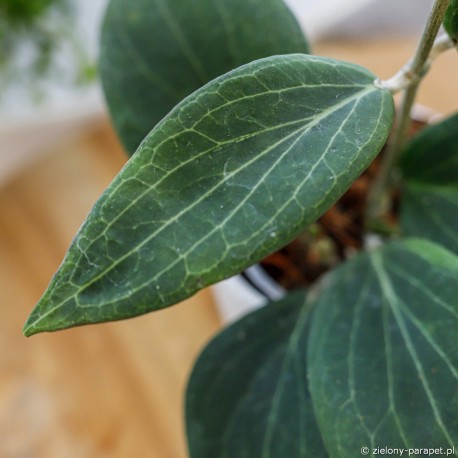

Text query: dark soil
(259, 119), (425, 290)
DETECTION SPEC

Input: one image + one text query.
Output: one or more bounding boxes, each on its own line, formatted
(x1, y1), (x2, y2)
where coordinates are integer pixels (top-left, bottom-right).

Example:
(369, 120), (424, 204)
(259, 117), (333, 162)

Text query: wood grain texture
(0, 122), (221, 458)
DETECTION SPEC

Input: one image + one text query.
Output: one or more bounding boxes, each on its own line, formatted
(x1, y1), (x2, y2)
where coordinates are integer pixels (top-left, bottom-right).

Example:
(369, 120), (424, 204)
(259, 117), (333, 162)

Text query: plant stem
(366, 0), (452, 227)
(374, 34), (455, 93)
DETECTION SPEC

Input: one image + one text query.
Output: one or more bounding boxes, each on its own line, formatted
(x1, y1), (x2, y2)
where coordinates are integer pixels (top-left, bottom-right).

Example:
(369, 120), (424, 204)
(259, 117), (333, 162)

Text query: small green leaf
(444, 0), (458, 41)
(186, 290), (328, 458)
(400, 113), (458, 253)
(23, 54), (394, 336)
(308, 239), (458, 457)
(100, 0), (310, 155)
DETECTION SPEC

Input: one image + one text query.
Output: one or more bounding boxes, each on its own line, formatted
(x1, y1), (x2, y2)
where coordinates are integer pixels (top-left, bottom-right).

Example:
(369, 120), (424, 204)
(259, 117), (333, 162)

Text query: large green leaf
(23, 54), (394, 336)
(308, 239), (458, 457)
(400, 113), (458, 253)
(186, 290), (328, 458)
(100, 0), (310, 155)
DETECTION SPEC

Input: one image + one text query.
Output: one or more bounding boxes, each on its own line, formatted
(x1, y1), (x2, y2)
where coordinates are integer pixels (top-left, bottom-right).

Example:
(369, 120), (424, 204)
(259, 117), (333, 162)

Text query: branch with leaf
(22, 0), (458, 456)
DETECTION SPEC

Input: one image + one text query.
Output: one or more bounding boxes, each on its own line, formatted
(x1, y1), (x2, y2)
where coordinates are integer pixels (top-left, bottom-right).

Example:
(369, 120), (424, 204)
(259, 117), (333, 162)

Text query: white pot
(212, 264), (285, 325)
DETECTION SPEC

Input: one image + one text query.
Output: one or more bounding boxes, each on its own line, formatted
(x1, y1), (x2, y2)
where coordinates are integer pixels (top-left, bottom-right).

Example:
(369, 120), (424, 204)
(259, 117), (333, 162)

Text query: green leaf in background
(308, 239), (458, 457)
(0, 0), (55, 23)
(0, 0), (65, 69)
(400, 113), (458, 253)
(444, 0), (458, 41)
(186, 290), (328, 458)
(23, 54), (394, 336)
(99, 0), (310, 155)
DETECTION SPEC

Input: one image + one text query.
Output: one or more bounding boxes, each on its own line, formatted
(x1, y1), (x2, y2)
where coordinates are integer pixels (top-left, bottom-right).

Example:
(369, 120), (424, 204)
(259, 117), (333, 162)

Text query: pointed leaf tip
(23, 324), (36, 338)
(22, 324), (31, 337)
(22, 308), (49, 336)
(23, 308), (53, 337)
(24, 55), (395, 333)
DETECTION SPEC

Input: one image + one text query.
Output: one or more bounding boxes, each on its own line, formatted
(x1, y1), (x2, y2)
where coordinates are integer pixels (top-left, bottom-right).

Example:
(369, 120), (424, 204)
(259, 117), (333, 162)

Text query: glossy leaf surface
(186, 290), (328, 458)
(400, 113), (458, 253)
(308, 239), (458, 457)
(23, 55), (394, 336)
(100, 0), (310, 155)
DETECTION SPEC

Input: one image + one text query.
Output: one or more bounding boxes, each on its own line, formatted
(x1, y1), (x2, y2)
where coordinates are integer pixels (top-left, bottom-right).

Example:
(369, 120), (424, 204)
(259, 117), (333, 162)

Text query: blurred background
(1, 0), (457, 456)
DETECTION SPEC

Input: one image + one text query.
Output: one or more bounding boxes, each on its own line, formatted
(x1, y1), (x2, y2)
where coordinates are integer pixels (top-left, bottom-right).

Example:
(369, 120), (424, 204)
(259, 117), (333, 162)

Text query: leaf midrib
(78, 86), (374, 290)
(91, 87), (389, 310)
(370, 251), (456, 448)
(29, 82), (380, 330)
(152, 0), (209, 82)
(260, 301), (311, 458)
(114, 4), (183, 101)
(90, 82), (368, 254)
(77, 87), (376, 311)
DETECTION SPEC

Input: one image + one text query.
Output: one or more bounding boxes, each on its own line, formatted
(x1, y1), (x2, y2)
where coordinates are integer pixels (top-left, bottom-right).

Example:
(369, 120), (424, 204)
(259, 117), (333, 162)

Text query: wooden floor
(0, 38), (456, 458)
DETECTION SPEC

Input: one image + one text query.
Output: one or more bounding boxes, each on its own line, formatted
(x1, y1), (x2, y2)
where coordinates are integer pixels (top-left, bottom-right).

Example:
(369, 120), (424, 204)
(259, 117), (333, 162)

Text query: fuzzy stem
(365, 0), (452, 227)
(374, 34), (455, 93)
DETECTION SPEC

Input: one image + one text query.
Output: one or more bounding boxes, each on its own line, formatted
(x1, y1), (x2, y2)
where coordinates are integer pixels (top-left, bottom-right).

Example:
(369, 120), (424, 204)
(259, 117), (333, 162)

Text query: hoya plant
(23, 0), (458, 456)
